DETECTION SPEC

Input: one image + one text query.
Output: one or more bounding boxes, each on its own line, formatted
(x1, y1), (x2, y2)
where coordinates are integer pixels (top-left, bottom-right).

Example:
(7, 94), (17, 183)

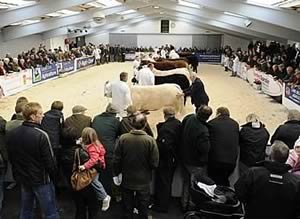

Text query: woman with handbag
(78, 127), (111, 211)
(60, 127), (99, 219)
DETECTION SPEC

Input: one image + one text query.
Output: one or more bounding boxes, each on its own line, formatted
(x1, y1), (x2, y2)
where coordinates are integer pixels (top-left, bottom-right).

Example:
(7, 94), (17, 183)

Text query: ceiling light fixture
(178, 0), (202, 8)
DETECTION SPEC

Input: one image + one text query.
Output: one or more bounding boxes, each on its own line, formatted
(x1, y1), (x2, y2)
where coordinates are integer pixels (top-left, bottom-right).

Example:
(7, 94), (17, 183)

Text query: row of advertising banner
(235, 61), (300, 110)
(0, 56), (95, 97)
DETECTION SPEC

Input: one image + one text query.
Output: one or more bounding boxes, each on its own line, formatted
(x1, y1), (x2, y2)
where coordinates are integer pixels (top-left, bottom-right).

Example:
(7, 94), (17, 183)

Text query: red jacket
(83, 142), (106, 170)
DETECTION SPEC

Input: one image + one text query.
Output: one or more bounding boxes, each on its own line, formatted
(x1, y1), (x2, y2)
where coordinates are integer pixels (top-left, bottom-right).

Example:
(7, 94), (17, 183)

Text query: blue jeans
(20, 183), (59, 219)
(91, 173), (107, 201)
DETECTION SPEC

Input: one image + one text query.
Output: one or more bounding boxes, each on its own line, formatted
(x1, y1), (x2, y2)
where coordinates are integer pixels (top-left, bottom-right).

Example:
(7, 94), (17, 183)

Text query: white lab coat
(133, 59), (140, 70)
(161, 49), (166, 58)
(136, 67), (155, 86)
(93, 48), (101, 60)
(111, 80), (132, 117)
(169, 49), (180, 59)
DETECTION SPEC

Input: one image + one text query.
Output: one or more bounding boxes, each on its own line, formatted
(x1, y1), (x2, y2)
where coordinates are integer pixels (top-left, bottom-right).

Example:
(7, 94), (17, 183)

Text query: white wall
(137, 34), (193, 48)
(49, 35), (68, 50)
(0, 34), (45, 57)
(111, 19), (218, 34)
(86, 33), (109, 45)
(222, 34), (250, 51)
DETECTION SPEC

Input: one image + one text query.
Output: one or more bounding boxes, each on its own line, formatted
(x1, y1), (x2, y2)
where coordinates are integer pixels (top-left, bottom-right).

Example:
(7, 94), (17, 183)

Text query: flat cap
(72, 105), (87, 114)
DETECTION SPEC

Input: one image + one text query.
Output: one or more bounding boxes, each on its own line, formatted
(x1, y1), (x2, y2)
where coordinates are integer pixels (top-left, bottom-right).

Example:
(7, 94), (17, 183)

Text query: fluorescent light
(178, 0), (202, 8)
(86, 2), (104, 8)
(117, 9), (137, 15)
(247, 0), (282, 6)
(11, 19), (40, 26)
(46, 9), (80, 17)
(96, 0), (121, 8)
(224, 11), (247, 18)
(153, 5), (160, 9)
(0, 0), (35, 8)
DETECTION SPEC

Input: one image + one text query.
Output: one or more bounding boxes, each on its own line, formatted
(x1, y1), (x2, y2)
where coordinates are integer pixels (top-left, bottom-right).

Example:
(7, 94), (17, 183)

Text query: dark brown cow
(140, 60), (188, 70)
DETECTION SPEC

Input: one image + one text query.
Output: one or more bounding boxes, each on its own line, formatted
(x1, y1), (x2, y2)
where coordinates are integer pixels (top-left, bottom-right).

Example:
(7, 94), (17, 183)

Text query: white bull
(104, 82), (184, 113)
(131, 83), (184, 113)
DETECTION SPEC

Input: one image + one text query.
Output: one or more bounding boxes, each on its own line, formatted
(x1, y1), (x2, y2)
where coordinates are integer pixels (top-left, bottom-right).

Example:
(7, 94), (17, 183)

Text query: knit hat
(72, 105), (87, 114)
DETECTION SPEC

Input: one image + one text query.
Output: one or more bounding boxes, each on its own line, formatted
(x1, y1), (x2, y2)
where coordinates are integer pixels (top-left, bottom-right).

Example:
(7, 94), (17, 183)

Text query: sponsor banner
(261, 73), (282, 97)
(284, 84), (300, 105)
(0, 69), (33, 97)
(57, 60), (75, 74)
(125, 53), (136, 61)
(196, 54), (222, 63)
(32, 64), (58, 84)
(75, 56), (95, 70)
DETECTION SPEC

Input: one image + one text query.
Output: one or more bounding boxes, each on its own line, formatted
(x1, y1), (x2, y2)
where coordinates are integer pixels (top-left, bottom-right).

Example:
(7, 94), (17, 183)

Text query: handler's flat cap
(72, 105), (87, 114)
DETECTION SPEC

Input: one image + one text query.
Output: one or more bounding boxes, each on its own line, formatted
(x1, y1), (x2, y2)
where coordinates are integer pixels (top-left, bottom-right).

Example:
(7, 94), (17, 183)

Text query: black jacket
(235, 161), (300, 219)
(181, 114), (210, 166)
(41, 109), (64, 148)
(271, 120), (300, 149)
(0, 116), (7, 173)
(120, 115), (153, 137)
(240, 122), (270, 166)
(156, 117), (181, 165)
(7, 121), (57, 186)
(191, 78), (209, 107)
(208, 116), (239, 165)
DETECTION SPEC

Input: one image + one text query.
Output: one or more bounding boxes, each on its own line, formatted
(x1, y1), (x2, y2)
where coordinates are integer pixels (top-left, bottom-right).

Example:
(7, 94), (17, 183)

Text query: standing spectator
(208, 107), (239, 186)
(0, 116), (6, 215)
(6, 102), (59, 219)
(91, 103), (121, 198)
(271, 109), (300, 149)
(120, 105), (153, 136)
(5, 102), (26, 190)
(64, 105), (91, 139)
(152, 107), (181, 213)
(286, 136), (300, 175)
(136, 63), (155, 86)
(93, 46), (101, 65)
(113, 113), (159, 219)
(239, 114), (270, 174)
(184, 73), (209, 113)
(235, 141), (300, 219)
(108, 72), (132, 117)
(60, 127), (99, 219)
(11, 96), (28, 120)
(180, 105), (212, 210)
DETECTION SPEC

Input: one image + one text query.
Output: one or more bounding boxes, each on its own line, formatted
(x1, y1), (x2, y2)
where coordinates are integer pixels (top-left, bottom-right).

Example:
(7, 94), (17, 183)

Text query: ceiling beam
(184, 0), (300, 32)
(0, 0), (92, 28)
(157, 1), (300, 42)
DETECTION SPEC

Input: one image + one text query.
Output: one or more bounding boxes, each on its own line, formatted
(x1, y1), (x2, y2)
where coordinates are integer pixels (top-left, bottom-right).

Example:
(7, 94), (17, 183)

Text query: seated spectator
(0, 61), (7, 76)
(64, 105), (91, 139)
(286, 136), (300, 175)
(18, 58), (28, 70)
(3, 58), (12, 73)
(235, 141), (300, 219)
(208, 107), (239, 186)
(275, 63), (287, 80)
(282, 66), (294, 82)
(120, 105), (153, 136)
(288, 68), (300, 86)
(271, 109), (300, 149)
(268, 64), (279, 76)
(10, 58), (20, 72)
(239, 114), (270, 174)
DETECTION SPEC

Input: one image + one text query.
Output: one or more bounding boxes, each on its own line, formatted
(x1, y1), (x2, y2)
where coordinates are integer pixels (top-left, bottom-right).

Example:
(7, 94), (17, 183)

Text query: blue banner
(76, 56), (95, 70)
(285, 84), (300, 105)
(57, 60), (75, 74)
(196, 54), (222, 63)
(32, 64), (58, 84)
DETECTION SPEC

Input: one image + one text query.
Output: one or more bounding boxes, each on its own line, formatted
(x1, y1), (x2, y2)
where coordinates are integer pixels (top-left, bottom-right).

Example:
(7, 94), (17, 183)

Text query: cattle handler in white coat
(136, 63), (155, 86)
(110, 72), (132, 117)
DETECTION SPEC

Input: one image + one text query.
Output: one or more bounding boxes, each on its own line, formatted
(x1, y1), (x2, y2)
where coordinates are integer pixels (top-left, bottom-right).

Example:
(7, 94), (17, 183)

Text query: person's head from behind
(287, 110), (300, 121)
(15, 102), (26, 115)
(147, 63), (154, 71)
(16, 96), (28, 105)
(270, 141), (290, 163)
(120, 72), (128, 82)
(23, 102), (43, 124)
(51, 101), (63, 111)
(132, 113), (147, 130)
(163, 106), (176, 120)
(294, 136), (300, 155)
(81, 127), (99, 146)
(216, 107), (230, 118)
(246, 113), (261, 128)
(196, 105), (212, 122)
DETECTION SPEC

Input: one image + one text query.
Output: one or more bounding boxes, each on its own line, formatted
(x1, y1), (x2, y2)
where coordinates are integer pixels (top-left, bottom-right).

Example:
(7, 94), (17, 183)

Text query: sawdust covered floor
(0, 62), (287, 136)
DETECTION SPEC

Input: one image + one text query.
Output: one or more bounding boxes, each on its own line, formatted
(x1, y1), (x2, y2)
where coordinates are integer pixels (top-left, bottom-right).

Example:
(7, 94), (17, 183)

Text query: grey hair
(287, 110), (300, 121)
(270, 140), (290, 163)
(246, 113), (260, 123)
